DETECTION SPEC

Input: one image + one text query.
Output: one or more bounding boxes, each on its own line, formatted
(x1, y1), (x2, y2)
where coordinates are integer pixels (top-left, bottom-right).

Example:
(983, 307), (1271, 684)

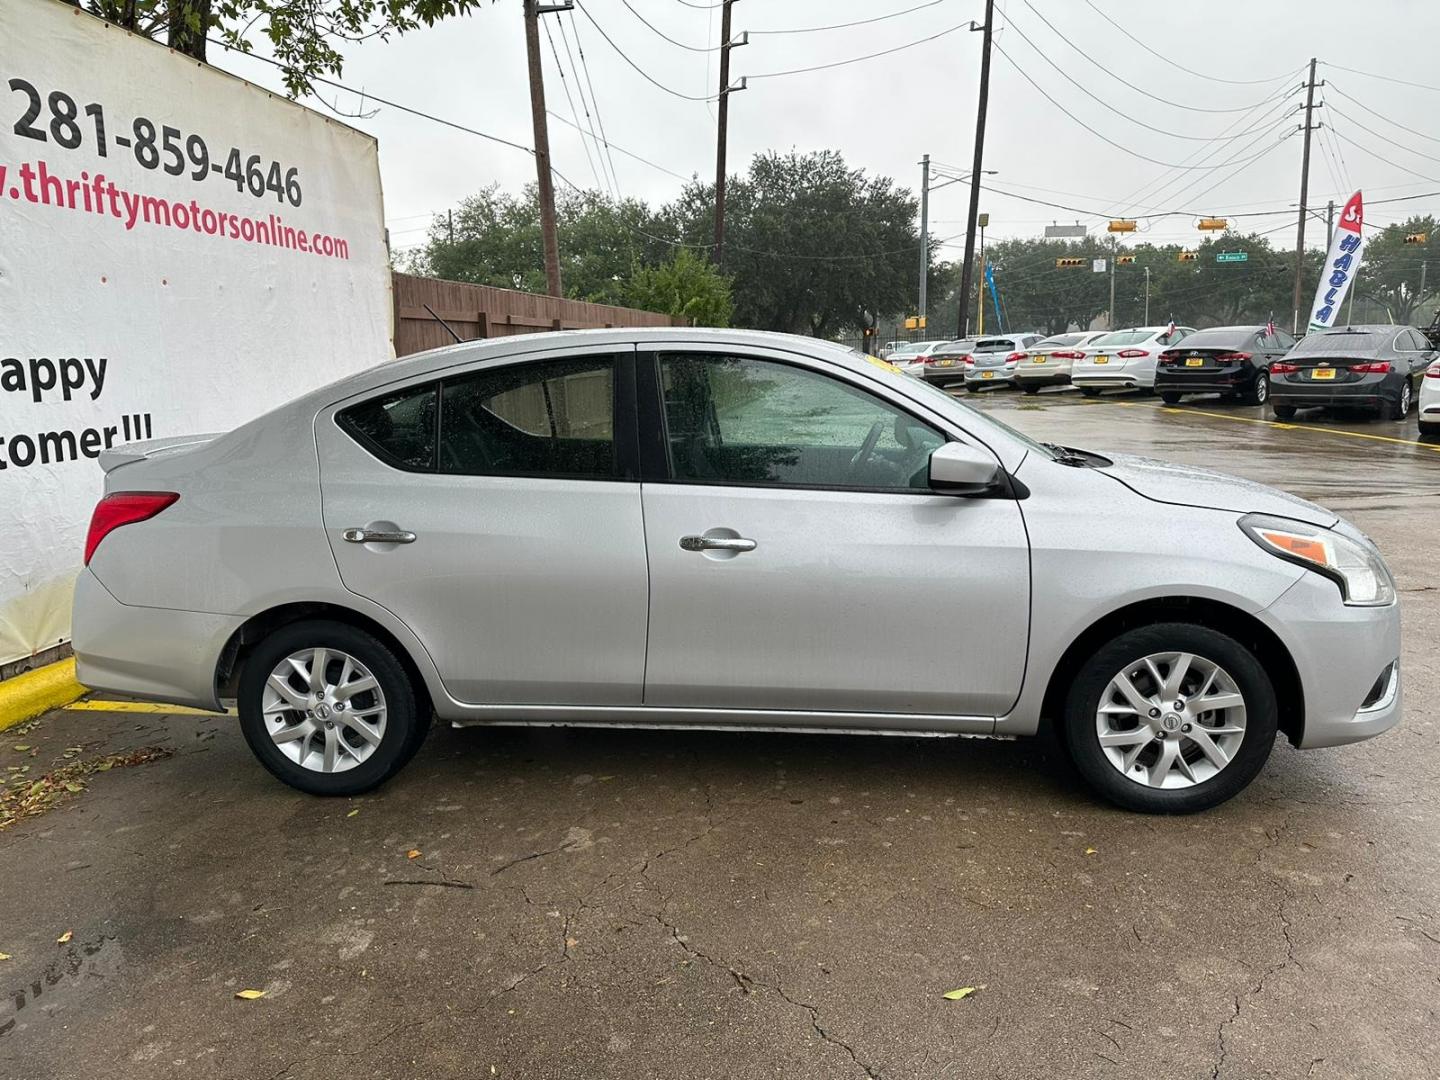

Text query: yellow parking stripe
(1107, 398), (1440, 451)
(65, 700), (234, 717)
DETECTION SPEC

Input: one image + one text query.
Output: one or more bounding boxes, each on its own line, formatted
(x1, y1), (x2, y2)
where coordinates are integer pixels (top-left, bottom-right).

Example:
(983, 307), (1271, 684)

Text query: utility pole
(524, 0), (571, 297)
(1326, 199), (1335, 249)
(1421, 261), (1429, 315)
(447, 209), (455, 245)
(713, 0), (746, 268)
(1291, 58), (1320, 333)
(1108, 236), (1118, 329)
(1144, 265), (1151, 325)
(976, 215), (988, 334)
(956, 0), (995, 338)
(917, 154), (930, 325)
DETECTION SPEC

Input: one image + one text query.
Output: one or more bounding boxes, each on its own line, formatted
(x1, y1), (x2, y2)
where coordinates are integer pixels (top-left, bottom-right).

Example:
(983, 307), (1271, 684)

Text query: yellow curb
(64, 700), (234, 717)
(0, 658), (86, 733)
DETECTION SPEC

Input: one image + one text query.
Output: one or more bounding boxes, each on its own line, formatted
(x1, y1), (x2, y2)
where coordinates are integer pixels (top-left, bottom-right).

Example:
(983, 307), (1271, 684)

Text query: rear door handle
(680, 535), (756, 553)
(343, 528), (417, 545)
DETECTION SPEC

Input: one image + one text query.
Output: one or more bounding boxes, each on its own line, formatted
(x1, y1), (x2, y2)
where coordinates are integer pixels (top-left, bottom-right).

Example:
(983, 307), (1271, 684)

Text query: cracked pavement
(2, 390), (1439, 1079)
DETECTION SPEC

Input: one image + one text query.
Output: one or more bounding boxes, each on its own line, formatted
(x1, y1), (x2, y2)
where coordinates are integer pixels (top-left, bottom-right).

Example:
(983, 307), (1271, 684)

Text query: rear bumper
(1258, 571), (1402, 750)
(1271, 375), (1394, 409)
(965, 368), (1017, 386)
(1154, 371), (1252, 394)
(1013, 367), (1070, 386)
(920, 365), (967, 385)
(1071, 371), (1147, 388)
(71, 569), (240, 712)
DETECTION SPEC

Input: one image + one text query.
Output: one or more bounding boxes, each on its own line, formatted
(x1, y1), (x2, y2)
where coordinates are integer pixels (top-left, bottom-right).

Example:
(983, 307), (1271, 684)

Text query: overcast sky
(216, 0), (1440, 261)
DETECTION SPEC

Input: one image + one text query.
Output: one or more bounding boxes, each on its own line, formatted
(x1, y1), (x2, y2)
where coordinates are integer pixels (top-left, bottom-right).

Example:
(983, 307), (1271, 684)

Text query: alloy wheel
(1094, 651), (1247, 789)
(262, 648), (388, 773)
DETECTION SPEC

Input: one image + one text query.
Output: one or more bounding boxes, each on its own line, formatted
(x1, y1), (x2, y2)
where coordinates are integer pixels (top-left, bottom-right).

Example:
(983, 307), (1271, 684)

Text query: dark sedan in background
(1154, 324), (1296, 406)
(1269, 325), (1435, 421)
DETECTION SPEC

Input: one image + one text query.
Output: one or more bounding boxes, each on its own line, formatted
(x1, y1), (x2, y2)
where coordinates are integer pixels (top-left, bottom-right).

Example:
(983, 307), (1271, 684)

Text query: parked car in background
(1014, 331), (1108, 394)
(1154, 325), (1297, 406)
(1072, 326), (1196, 395)
(964, 333), (1046, 392)
(1419, 357), (1440, 441)
(920, 338), (977, 387)
(72, 327), (1402, 813)
(889, 340), (948, 377)
(1269, 325), (1434, 421)
(879, 341), (906, 361)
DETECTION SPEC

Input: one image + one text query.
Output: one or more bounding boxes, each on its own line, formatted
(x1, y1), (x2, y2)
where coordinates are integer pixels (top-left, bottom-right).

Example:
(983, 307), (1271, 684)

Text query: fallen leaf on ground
(56, 931), (72, 944)
(406, 849), (421, 859)
(0, 952), (11, 960)
(942, 987), (976, 1001)
(64, 782), (84, 794)
(234, 989), (266, 1000)
(0, 747), (173, 832)
(12, 746), (30, 752)
(1084, 847), (1098, 856)
(347, 809), (360, 818)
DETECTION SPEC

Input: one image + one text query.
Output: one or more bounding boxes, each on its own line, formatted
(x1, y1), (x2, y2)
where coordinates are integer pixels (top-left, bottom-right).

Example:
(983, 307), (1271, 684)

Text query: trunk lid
(98, 433), (222, 474)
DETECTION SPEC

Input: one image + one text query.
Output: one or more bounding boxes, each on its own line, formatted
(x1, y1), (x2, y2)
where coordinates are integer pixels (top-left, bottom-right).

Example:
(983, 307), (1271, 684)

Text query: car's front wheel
(1062, 623), (1278, 813)
(238, 620), (429, 795)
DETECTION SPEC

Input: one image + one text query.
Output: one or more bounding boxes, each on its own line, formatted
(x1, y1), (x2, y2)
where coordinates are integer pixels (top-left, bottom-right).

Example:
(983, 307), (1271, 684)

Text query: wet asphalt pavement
(2, 387), (1438, 1080)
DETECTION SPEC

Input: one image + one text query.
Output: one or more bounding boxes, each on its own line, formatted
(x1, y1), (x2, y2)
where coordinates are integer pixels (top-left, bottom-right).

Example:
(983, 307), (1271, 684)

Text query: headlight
(1240, 514), (1395, 606)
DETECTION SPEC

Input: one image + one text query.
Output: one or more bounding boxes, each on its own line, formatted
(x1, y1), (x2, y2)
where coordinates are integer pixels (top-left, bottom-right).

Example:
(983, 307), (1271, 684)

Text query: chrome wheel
(262, 648), (388, 773)
(1094, 651), (1246, 789)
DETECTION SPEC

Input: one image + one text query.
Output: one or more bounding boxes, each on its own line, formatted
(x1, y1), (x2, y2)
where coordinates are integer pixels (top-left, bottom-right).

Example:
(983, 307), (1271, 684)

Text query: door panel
(316, 351), (648, 706)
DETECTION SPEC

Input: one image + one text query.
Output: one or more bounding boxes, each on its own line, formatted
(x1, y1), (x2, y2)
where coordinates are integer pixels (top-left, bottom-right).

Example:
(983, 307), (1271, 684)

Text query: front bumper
(1259, 570), (1402, 749)
(71, 568), (242, 712)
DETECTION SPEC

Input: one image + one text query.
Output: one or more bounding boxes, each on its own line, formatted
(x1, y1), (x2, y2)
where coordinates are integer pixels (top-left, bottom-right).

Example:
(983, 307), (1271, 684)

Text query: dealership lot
(2, 388), (1439, 1080)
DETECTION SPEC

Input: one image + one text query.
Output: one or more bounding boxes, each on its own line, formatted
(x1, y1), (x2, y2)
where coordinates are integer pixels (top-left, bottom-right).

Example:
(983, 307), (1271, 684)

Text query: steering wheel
(849, 419), (887, 474)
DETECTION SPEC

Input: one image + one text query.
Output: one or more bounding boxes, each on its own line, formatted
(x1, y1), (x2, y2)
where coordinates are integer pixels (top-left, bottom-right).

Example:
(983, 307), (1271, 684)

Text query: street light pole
(918, 154), (930, 327)
(956, 0), (995, 338)
(1144, 265), (1151, 325)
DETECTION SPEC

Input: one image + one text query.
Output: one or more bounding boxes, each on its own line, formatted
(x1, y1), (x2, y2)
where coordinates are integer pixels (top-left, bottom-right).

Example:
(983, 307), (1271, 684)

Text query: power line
(574, 2), (719, 101)
(671, 0), (723, 8)
(1002, 11), (1295, 143)
(546, 109), (693, 181)
(1329, 125), (1440, 185)
(1326, 103), (1440, 167)
(541, 15), (604, 194)
(1019, 1), (1303, 113)
(750, 0), (953, 34)
(747, 20), (974, 80)
(1081, 0), (1296, 85)
(1324, 64), (1440, 95)
(1327, 86), (1440, 148)
(994, 40), (1298, 171)
(619, 0), (716, 51)
(566, 12), (623, 194)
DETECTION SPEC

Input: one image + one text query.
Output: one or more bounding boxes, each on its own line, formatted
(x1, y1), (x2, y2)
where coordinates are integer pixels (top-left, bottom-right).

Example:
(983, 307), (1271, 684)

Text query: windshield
(1176, 328), (1255, 349)
(974, 338), (1017, 352)
(1292, 330), (1389, 354)
(1091, 329), (1153, 347)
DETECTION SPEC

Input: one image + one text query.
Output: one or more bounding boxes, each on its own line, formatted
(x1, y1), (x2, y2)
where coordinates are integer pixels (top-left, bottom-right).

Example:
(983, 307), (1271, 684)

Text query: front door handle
(680, 535), (756, 553)
(343, 528), (417, 545)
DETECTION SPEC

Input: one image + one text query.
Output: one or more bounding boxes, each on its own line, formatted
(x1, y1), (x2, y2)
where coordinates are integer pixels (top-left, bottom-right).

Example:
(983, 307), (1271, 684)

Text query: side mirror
(928, 442), (1003, 496)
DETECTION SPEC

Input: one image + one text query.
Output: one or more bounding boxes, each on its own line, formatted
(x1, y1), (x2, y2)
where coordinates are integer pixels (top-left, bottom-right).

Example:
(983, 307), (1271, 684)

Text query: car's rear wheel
(1160, 392), (1182, 405)
(1062, 623), (1277, 813)
(1271, 404), (1297, 420)
(1021, 384), (1041, 395)
(238, 620), (429, 796)
(965, 383), (980, 393)
(1246, 371), (1270, 406)
(1421, 421), (1440, 443)
(1389, 379), (1413, 420)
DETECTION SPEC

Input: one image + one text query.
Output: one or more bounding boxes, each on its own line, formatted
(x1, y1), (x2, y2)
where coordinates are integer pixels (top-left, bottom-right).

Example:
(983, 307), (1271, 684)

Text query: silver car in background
(1072, 325), (1196, 394)
(962, 333), (1044, 392)
(889, 339), (948, 377)
(73, 328), (1401, 814)
(1013, 331), (1108, 394)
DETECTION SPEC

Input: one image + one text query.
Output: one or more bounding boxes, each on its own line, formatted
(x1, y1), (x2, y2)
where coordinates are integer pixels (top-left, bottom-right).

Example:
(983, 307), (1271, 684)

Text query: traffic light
(1178, 251), (1198, 263)
(1116, 255), (1136, 265)
(1405, 232), (1428, 245)
(1107, 220), (1137, 233)
(1055, 257), (1086, 268)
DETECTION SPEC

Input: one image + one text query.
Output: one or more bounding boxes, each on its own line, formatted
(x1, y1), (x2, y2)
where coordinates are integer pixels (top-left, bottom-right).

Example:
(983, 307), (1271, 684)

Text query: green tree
(624, 248), (733, 327)
(416, 184), (672, 305)
(1350, 216), (1438, 324)
(81, 0), (488, 95)
(662, 150), (920, 338)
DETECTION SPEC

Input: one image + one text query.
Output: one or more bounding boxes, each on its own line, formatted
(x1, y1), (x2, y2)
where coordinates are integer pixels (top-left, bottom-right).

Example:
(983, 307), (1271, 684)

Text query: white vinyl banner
(1307, 190), (1366, 332)
(0, 0), (392, 666)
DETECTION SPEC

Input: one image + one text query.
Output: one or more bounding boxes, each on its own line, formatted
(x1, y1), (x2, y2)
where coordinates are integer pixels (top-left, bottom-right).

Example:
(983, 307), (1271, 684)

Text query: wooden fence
(392, 272), (686, 357)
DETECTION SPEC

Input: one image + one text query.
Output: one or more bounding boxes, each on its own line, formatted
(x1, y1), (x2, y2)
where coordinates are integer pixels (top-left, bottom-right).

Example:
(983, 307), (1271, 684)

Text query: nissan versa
(72, 329), (1401, 813)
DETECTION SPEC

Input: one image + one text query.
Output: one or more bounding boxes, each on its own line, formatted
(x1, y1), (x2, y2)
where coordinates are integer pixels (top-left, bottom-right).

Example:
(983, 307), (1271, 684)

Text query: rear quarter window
(337, 383), (438, 471)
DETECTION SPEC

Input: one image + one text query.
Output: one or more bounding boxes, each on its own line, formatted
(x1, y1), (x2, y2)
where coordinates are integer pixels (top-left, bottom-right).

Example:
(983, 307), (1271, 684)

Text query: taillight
(1214, 352), (1252, 362)
(962, 355), (975, 366)
(1005, 352), (1025, 363)
(1158, 350), (1180, 366)
(1116, 349), (1150, 358)
(1350, 361), (1391, 374)
(1051, 350), (1083, 360)
(1271, 362), (1298, 373)
(1426, 365), (1440, 379)
(84, 492), (179, 565)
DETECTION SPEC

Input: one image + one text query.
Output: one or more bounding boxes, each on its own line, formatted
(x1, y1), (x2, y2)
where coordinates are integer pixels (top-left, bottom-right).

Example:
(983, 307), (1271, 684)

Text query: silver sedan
(73, 329), (1401, 812)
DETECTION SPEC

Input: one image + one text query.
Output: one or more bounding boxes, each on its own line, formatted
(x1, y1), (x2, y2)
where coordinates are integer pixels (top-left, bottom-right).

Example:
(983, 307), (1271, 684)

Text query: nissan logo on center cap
(1162, 713), (1181, 731)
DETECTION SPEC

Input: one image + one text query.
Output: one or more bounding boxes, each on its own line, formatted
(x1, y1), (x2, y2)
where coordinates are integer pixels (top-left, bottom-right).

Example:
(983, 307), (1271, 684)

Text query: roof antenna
(424, 303), (464, 344)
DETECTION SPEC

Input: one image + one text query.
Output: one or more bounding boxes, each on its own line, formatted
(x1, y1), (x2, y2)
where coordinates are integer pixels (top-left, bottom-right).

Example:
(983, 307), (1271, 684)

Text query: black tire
(1160, 392), (1182, 405)
(1021, 384), (1041, 396)
(1061, 622), (1278, 813)
(1389, 379), (1413, 420)
(1081, 388), (1103, 398)
(965, 383), (980, 393)
(1271, 404), (1297, 421)
(1246, 371), (1271, 407)
(1420, 422), (1440, 444)
(238, 619), (430, 796)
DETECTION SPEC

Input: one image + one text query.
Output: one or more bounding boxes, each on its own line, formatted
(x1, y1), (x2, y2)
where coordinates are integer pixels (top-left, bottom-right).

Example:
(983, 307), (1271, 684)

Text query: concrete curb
(0, 658), (86, 732)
